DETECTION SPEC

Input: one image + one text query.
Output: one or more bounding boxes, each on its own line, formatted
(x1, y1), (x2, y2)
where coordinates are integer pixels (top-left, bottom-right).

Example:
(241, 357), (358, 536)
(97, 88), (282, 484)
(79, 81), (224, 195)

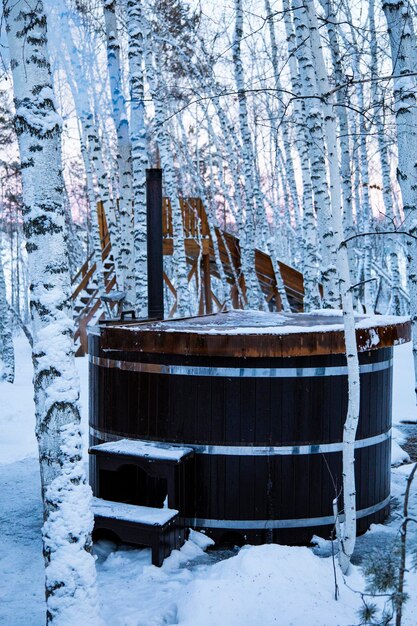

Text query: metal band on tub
(89, 355), (392, 378)
(183, 496), (391, 529)
(88, 426), (391, 456)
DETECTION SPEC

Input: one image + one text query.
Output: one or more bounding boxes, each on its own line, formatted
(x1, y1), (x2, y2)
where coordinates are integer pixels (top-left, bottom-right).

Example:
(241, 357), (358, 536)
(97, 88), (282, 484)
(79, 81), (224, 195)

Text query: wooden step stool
(89, 438), (194, 509)
(89, 438), (195, 565)
(92, 497), (184, 566)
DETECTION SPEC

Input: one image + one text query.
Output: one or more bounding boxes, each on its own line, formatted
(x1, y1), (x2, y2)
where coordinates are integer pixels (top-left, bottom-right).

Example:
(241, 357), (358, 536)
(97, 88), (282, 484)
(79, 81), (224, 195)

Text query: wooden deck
(71, 198), (305, 355)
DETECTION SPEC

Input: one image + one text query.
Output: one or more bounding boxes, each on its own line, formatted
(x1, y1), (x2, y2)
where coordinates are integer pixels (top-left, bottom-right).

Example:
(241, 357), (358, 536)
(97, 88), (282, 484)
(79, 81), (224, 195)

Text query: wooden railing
(162, 197), (210, 239)
(71, 231), (115, 356)
(71, 241), (112, 301)
(71, 197), (305, 355)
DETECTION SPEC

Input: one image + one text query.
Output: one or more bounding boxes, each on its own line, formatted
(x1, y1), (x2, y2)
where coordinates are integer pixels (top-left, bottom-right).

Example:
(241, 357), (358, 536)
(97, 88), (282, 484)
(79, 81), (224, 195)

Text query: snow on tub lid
(96, 309), (411, 358)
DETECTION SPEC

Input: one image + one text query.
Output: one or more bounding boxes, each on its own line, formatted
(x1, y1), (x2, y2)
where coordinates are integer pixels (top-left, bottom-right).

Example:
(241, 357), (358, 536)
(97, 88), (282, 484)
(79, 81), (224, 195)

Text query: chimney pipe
(146, 168), (164, 320)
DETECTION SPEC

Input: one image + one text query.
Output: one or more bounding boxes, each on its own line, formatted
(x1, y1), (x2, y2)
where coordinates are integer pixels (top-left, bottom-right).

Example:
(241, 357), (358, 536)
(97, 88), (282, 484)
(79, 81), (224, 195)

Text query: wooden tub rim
(88, 311), (411, 358)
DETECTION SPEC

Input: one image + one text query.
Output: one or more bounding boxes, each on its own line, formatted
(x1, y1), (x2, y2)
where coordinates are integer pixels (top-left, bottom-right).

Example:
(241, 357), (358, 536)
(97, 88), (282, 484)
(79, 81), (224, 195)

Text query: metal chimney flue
(146, 168), (164, 320)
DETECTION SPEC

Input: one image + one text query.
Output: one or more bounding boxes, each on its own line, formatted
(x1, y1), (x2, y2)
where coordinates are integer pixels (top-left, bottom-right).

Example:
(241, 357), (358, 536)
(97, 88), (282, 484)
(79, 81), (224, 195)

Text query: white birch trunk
(349, 108), (362, 304)
(203, 124), (246, 305)
(0, 244), (15, 383)
(291, 0), (339, 308)
(233, 0), (266, 310)
(305, 1), (360, 574)
(369, 0), (402, 315)
(103, 0), (134, 303)
(78, 123), (107, 296)
(126, 0), (148, 316)
(319, 0), (356, 276)
(83, 111), (121, 286)
(61, 54), (106, 296)
(177, 114), (232, 308)
(383, 0), (417, 398)
(265, 0), (302, 236)
(210, 94), (244, 233)
(3, 1), (103, 621)
(165, 39), (245, 235)
(341, 7), (374, 311)
(144, 28), (191, 316)
(282, 0), (321, 310)
(58, 16), (122, 289)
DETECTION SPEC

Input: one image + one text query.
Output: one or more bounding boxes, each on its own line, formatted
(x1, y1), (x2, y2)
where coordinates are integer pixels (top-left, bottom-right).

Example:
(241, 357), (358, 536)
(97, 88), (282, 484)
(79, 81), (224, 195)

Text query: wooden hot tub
(89, 310), (410, 546)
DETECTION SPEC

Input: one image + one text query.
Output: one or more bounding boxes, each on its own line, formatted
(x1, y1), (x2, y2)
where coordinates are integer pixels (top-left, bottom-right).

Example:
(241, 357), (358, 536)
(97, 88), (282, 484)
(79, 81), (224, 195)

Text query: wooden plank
(81, 197), (305, 319)
(72, 252), (93, 286)
(203, 251), (213, 314)
(71, 241), (112, 301)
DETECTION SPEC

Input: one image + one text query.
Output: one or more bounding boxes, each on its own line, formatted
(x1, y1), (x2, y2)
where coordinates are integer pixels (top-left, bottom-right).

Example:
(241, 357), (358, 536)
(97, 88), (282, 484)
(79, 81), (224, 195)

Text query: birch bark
(291, 0), (339, 308)
(162, 38), (245, 234)
(264, 0), (301, 233)
(319, 0), (356, 276)
(126, 0), (148, 316)
(369, 0), (402, 315)
(78, 123), (106, 296)
(232, 0), (266, 309)
(350, 109), (362, 303)
(382, 0), (417, 397)
(57, 14), (122, 289)
(0, 244), (14, 383)
(176, 114), (231, 308)
(202, 119), (246, 305)
(3, 1), (102, 621)
(305, 1), (360, 574)
(210, 93), (244, 233)
(59, 50), (106, 296)
(340, 3), (374, 311)
(282, 0), (321, 310)
(144, 26), (191, 316)
(103, 0), (134, 303)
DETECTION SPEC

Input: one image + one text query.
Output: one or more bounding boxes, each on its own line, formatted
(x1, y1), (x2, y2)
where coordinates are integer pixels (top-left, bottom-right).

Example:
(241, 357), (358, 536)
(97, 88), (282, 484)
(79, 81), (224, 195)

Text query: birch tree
(291, 0), (339, 308)
(3, 1), (102, 621)
(282, 0), (321, 310)
(144, 22), (191, 316)
(264, 0), (301, 238)
(382, 0), (417, 396)
(305, 1), (360, 573)
(126, 0), (148, 316)
(0, 245), (15, 383)
(318, 0), (356, 277)
(369, 0), (402, 315)
(175, 113), (232, 308)
(47, 3), (123, 292)
(232, 0), (266, 310)
(103, 0), (134, 303)
(341, 1), (374, 311)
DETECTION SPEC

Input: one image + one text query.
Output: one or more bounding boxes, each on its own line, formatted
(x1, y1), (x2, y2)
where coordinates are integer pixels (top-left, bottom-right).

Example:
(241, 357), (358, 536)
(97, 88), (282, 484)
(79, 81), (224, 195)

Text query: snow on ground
(175, 544), (371, 626)
(1, 335), (417, 625)
(0, 457), (44, 626)
(0, 336), (36, 465)
(392, 342), (417, 425)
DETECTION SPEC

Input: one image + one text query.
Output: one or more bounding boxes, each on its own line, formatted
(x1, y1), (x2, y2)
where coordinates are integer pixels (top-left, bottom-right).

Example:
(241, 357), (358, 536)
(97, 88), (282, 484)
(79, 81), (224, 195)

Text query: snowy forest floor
(2, 336), (417, 626)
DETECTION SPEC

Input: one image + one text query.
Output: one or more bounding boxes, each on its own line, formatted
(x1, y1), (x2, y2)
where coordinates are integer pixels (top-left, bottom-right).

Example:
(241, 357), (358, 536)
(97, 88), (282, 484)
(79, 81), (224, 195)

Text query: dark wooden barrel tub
(88, 310), (410, 546)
